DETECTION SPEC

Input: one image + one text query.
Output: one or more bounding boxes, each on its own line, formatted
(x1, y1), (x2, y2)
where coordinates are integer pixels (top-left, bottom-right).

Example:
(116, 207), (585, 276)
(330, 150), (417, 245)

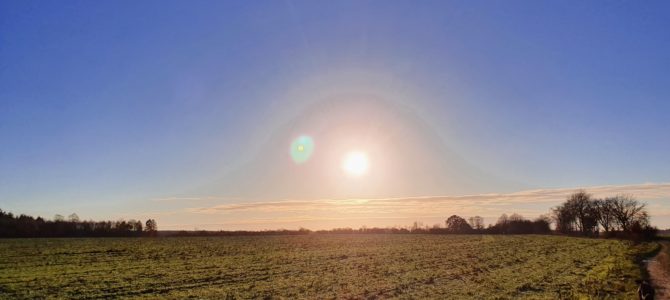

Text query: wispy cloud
(151, 196), (245, 202)
(139, 183), (670, 230)
(152, 197), (204, 202)
(189, 182), (670, 215)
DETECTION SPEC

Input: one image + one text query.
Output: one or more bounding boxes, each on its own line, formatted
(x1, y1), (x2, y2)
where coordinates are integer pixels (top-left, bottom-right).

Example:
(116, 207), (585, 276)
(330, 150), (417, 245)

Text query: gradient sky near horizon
(1, 1), (670, 230)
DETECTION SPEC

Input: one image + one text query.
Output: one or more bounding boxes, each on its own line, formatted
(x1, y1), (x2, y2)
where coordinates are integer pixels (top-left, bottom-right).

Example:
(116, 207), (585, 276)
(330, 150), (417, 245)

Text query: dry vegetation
(0, 235), (656, 299)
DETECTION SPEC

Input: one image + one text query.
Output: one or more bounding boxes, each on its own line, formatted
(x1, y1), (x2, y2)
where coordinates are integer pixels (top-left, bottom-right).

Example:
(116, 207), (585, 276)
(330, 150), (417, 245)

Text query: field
(0, 235), (656, 299)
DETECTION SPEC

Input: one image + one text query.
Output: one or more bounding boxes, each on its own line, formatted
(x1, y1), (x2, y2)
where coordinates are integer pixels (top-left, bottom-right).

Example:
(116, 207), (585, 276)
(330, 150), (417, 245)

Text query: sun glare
(342, 151), (369, 177)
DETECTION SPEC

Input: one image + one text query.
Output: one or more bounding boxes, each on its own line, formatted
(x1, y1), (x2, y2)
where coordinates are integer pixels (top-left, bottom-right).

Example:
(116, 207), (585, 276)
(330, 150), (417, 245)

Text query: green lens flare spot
(290, 135), (314, 164)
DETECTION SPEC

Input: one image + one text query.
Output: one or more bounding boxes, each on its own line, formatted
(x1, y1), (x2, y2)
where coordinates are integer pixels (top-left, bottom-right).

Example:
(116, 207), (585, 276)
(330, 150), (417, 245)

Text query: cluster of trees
(0, 209), (157, 238)
(439, 191), (657, 240)
(552, 191), (656, 239)
(442, 214), (551, 234)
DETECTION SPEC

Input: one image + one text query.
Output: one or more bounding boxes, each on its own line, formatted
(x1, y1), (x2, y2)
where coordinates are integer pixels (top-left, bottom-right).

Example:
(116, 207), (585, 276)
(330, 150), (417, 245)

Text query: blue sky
(1, 1), (669, 229)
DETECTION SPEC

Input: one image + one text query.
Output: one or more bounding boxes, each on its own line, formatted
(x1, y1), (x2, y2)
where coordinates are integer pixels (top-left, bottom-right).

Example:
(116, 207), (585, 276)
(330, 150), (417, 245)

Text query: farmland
(0, 235), (656, 299)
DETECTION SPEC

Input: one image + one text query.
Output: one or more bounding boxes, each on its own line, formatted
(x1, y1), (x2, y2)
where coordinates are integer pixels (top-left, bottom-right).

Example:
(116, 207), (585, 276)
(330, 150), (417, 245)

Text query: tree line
(168, 213), (552, 236)
(432, 191), (657, 239)
(0, 210), (158, 238)
(422, 191), (656, 239)
(0, 191), (659, 240)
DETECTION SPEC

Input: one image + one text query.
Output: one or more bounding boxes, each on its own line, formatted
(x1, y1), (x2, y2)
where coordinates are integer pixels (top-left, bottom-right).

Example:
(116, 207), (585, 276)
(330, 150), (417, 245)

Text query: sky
(1, 1), (669, 230)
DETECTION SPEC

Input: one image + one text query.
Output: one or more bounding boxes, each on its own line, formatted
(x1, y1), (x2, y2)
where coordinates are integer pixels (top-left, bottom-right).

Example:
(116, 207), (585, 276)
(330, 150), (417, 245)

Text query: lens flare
(290, 135), (314, 164)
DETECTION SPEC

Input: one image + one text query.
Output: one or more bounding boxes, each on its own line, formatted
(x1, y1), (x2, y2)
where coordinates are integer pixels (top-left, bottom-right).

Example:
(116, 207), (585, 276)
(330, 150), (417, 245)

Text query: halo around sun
(342, 151), (369, 177)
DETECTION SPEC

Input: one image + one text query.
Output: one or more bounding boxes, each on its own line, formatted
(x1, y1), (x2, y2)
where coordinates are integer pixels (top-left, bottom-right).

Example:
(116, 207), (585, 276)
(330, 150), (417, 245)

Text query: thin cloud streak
(151, 196), (246, 202)
(152, 197), (203, 202)
(190, 182), (670, 214)
(145, 183), (670, 230)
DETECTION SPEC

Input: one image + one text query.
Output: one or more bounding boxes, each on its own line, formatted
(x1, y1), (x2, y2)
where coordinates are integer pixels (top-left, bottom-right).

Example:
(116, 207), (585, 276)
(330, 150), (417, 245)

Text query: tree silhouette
(68, 213), (80, 223)
(145, 219), (158, 236)
(564, 191), (598, 235)
(552, 192), (653, 238)
(468, 216), (484, 231)
(445, 215), (472, 233)
(609, 194), (647, 232)
(593, 198), (616, 233)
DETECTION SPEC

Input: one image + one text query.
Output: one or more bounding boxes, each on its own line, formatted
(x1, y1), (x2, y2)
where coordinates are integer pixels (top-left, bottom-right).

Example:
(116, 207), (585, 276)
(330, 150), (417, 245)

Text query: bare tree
(68, 213), (80, 223)
(494, 213), (511, 234)
(468, 216), (484, 230)
(145, 219), (158, 236)
(411, 221), (424, 232)
(509, 213), (524, 222)
(497, 214), (509, 226)
(609, 194), (647, 232)
(564, 190), (598, 235)
(593, 198), (616, 232)
(128, 219), (143, 233)
(552, 204), (576, 234)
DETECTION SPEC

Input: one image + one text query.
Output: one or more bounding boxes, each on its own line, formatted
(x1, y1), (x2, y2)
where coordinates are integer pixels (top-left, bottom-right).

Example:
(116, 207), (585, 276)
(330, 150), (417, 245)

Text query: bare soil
(647, 242), (670, 299)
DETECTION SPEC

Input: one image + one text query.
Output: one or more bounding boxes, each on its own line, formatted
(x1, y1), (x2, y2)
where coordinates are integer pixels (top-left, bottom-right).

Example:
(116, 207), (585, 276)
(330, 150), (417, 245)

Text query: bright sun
(342, 151), (369, 177)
